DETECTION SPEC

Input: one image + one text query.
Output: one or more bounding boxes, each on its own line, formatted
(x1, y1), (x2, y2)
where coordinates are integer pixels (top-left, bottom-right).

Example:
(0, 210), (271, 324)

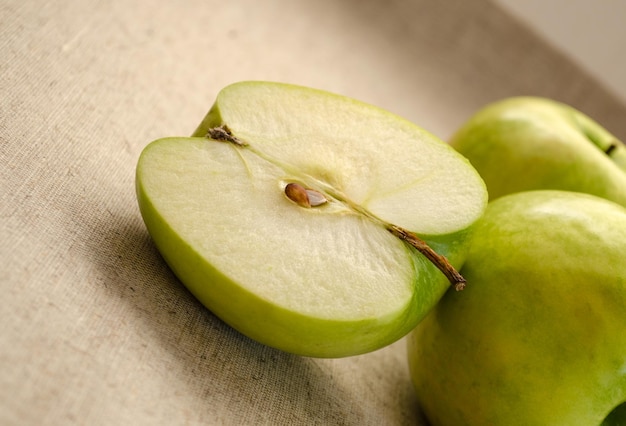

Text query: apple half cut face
(136, 81), (487, 357)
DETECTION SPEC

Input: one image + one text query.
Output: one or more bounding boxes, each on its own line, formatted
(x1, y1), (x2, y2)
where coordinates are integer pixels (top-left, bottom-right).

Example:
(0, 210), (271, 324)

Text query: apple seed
(305, 189), (328, 207)
(284, 183), (328, 208)
(284, 183), (311, 208)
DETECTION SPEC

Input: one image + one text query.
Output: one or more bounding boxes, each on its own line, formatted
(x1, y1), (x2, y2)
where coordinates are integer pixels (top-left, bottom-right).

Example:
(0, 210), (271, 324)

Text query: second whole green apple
(408, 190), (626, 425)
(449, 96), (626, 207)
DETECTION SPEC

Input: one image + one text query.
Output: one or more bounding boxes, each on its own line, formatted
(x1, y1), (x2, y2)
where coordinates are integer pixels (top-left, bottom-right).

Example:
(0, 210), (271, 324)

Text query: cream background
(495, 0), (626, 104)
(2, 1), (625, 425)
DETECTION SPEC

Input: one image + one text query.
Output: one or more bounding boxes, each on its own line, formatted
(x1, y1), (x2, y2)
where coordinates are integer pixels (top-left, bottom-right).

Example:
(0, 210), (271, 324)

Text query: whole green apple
(136, 81), (487, 357)
(449, 97), (626, 207)
(408, 190), (626, 425)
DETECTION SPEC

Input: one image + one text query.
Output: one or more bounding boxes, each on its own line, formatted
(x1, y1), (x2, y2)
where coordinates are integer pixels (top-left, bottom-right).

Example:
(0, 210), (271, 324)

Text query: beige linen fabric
(1, 0), (625, 425)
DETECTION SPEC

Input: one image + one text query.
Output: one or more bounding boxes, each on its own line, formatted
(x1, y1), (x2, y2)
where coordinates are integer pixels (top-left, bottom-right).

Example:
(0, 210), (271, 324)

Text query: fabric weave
(2, 0), (625, 425)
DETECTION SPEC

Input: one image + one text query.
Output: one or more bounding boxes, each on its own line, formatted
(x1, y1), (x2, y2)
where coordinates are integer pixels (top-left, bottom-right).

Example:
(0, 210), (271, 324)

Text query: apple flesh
(408, 190), (626, 425)
(136, 81), (487, 357)
(449, 97), (626, 207)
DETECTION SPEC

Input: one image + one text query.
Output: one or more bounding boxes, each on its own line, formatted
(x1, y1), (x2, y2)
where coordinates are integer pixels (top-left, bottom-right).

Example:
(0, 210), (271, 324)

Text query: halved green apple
(136, 81), (487, 357)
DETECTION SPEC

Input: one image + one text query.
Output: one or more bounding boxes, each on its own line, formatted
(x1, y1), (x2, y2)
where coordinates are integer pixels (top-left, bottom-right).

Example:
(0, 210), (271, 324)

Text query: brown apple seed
(284, 183), (311, 208)
(284, 183), (328, 208)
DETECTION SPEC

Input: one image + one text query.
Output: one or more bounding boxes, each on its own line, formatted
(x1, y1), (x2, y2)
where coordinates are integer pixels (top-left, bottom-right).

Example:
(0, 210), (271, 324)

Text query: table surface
(2, 0), (625, 425)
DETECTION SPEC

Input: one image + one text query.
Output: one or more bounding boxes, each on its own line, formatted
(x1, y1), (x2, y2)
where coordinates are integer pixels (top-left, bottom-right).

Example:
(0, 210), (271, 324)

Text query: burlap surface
(2, 0), (625, 425)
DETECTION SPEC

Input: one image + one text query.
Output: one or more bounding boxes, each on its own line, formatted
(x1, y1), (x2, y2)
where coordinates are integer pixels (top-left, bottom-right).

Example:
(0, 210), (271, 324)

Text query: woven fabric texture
(2, 0), (625, 425)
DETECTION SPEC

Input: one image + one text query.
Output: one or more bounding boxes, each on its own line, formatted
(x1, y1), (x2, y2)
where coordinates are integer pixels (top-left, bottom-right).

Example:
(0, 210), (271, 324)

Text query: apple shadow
(83, 201), (425, 425)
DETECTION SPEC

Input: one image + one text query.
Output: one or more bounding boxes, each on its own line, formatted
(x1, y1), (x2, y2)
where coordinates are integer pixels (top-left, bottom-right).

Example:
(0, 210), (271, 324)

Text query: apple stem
(606, 144), (617, 155)
(387, 225), (466, 291)
(207, 125), (247, 147)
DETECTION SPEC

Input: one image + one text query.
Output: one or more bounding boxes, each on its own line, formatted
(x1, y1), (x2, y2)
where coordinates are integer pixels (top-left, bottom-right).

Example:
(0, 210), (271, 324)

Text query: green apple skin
(408, 190), (626, 425)
(449, 97), (626, 207)
(136, 82), (487, 358)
